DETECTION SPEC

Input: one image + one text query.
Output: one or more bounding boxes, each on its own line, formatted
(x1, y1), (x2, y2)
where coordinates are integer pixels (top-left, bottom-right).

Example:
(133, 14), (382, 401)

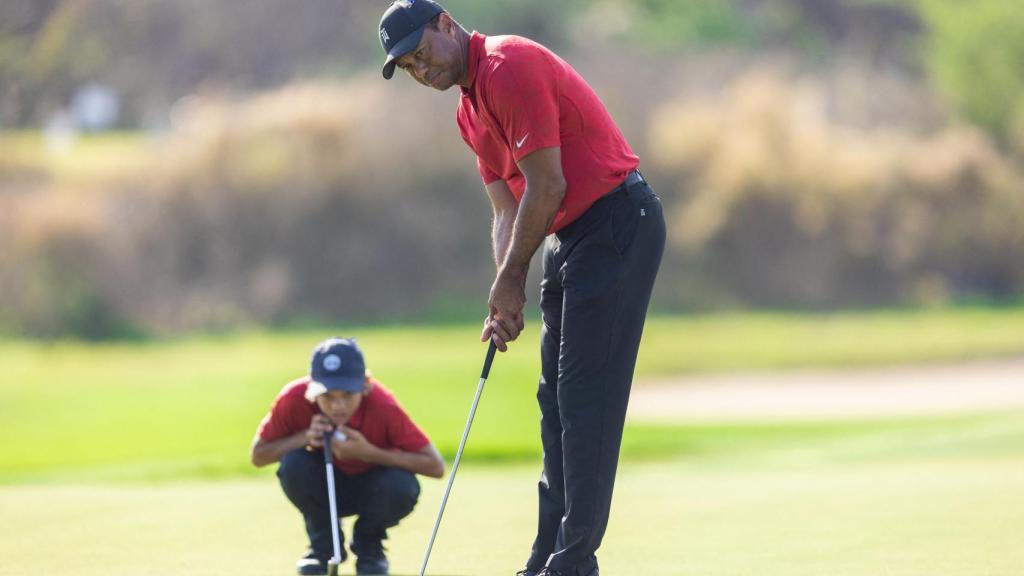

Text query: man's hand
(482, 266), (526, 352)
(480, 147), (564, 352)
(305, 414), (334, 449)
(330, 426), (378, 462)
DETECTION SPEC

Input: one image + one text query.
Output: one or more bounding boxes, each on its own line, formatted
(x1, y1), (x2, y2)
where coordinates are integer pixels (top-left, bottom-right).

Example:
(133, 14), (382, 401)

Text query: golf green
(2, 453), (1022, 575)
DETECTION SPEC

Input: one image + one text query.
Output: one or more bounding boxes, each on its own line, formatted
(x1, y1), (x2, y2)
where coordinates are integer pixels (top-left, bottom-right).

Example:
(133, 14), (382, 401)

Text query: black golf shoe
(296, 550), (328, 576)
(351, 539), (389, 575)
(537, 568), (598, 576)
(296, 548), (347, 576)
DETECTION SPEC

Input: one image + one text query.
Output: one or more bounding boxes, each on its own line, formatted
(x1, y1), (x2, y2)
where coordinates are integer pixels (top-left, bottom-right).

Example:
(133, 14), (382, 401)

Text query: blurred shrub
(0, 185), (139, 338)
(1, 0), (377, 127)
(4, 40), (1024, 338)
(919, 0), (1024, 147)
(1, 0), (923, 129)
(604, 0), (753, 49)
(442, 0), (576, 49)
(1, 79), (492, 337)
(580, 0), (922, 63)
(649, 70), (1024, 308)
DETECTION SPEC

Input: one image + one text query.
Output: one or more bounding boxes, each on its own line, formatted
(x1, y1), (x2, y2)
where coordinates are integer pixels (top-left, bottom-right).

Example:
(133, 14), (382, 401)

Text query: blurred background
(2, 1), (1023, 575)
(2, 0), (1023, 337)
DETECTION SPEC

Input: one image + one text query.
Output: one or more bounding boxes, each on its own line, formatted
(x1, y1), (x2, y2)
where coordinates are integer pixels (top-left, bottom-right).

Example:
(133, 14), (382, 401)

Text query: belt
(555, 170), (647, 241)
(621, 169), (646, 189)
(602, 169), (646, 203)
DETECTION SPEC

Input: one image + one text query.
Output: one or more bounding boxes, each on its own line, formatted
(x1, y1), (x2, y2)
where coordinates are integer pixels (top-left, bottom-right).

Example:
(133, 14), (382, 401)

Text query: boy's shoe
(351, 538), (389, 575)
(296, 547), (347, 576)
(296, 550), (328, 576)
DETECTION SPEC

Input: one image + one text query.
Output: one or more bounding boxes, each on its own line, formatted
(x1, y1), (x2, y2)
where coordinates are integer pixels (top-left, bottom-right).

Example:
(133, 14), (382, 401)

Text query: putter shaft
(323, 430), (343, 575)
(419, 340), (497, 576)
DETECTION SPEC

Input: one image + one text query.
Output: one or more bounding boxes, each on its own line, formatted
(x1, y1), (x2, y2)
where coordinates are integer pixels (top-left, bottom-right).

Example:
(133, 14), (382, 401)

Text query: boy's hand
(331, 426), (376, 462)
(305, 414), (334, 449)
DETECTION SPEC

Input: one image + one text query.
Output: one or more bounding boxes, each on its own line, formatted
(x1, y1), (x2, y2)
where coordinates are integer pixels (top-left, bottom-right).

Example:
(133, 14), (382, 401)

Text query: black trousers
(277, 448), (420, 559)
(527, 174), (666, 575)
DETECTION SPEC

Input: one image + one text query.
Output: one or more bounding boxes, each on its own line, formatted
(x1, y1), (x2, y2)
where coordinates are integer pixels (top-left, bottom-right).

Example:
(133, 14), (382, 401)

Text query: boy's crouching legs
(277, 448), (344, 574)
(350, 467), (420, 575)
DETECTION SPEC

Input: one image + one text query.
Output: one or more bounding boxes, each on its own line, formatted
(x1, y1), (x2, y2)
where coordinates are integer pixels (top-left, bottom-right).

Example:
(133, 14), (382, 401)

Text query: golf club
(418, 339), (498, 576)
(323, 429), (343, 576)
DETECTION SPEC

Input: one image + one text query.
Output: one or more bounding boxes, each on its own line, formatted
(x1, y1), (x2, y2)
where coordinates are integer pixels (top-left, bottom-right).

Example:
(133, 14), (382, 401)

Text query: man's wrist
(499, 261), (528, 283)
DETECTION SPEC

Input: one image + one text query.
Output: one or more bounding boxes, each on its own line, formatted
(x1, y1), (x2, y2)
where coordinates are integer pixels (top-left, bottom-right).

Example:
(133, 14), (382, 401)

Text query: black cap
(379, 0), (445, 80)
(308, 337), (367, 395)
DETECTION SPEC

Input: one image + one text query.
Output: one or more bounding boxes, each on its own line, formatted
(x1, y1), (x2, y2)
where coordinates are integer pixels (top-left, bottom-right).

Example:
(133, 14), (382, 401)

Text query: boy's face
(315, 389), (364, 427)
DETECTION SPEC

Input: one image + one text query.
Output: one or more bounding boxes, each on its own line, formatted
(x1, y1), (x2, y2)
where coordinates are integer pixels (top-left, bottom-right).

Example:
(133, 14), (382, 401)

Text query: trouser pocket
(610, 184), (658, 255)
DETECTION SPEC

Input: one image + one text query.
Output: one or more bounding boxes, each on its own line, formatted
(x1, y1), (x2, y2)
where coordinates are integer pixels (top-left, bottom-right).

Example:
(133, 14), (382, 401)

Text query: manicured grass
(636, 307), (1024, 374)
(2, 308), (1024, 482)
(2, 452), (1023, 575)
(3, 309), (1023, 574)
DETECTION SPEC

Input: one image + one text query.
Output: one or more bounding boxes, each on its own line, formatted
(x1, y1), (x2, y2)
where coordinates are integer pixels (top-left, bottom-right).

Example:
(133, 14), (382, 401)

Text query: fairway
(5, 309), (1024, 483)
(2, 311), (1023, 575)
(2, 454), (1023, 576)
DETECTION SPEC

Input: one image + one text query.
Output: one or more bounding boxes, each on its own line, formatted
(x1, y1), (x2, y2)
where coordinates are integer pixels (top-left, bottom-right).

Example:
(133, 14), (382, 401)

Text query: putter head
(327, 559), (339, 576)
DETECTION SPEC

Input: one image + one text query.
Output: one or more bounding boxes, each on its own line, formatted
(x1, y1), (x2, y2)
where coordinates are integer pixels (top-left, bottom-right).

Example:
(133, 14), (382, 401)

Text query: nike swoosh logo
(515, 133), (529, 149)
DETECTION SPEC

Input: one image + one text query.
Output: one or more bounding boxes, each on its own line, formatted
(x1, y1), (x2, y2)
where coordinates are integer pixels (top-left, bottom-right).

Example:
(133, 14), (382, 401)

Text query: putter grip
(322, 430), (333, 464)
(481, 339), (497, 379)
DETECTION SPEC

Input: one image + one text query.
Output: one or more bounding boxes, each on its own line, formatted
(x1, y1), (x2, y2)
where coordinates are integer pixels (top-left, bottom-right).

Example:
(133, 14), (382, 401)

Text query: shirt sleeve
(386, 405), (431, 453)
(485, 52), (561, 162)
(257, 391), (307, 442)
(477, 156), (502, 185)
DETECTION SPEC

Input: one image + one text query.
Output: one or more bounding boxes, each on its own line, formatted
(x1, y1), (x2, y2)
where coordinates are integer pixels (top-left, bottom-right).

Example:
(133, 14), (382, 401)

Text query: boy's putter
(419, 340), (498, 576)
(323, 430), (343, 576)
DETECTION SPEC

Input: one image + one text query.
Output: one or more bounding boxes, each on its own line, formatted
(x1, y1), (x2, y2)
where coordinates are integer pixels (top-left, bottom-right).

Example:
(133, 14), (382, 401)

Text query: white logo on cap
(380, 27), (390, 44)
(323, 354), (342, 371)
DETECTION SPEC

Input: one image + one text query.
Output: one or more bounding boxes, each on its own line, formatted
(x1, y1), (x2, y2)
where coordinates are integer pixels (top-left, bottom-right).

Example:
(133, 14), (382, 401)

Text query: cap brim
(311, 375), (365, 394)
(382, 25), (427, 80)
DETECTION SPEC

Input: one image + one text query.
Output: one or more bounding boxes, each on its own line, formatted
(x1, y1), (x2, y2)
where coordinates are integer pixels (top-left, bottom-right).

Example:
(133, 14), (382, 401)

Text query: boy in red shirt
(251, 337), (445, 576)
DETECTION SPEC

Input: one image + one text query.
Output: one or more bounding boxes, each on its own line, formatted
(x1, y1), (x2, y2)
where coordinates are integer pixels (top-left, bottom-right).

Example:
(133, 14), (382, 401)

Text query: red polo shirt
(456, 32), (640, 234)
(257, 377), (431, 476)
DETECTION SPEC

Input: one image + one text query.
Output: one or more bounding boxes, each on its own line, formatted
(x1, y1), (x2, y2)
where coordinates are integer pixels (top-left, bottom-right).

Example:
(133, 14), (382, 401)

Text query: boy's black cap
(379, 0), (445, 79)
(309, 337), (366, 394)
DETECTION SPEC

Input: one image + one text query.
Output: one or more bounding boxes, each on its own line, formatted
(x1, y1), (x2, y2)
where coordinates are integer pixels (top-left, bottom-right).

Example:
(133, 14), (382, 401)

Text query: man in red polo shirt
(251, 337), (445, 576)
(380, 2), (666, 575)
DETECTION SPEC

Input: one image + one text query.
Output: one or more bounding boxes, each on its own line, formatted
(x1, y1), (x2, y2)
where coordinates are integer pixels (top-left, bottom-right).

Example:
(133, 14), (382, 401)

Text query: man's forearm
(502, 178), (564, 275)
(492, 210), (516, 269)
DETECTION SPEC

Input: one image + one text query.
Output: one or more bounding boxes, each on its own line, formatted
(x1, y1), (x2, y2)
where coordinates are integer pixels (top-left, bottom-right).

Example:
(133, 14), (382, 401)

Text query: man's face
(395, 15), (461, 91)
(315, 389), (363, 427)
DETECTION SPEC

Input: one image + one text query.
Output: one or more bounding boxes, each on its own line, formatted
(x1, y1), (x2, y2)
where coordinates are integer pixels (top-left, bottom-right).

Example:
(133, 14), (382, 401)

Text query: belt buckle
(623, 170), (644, 191)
